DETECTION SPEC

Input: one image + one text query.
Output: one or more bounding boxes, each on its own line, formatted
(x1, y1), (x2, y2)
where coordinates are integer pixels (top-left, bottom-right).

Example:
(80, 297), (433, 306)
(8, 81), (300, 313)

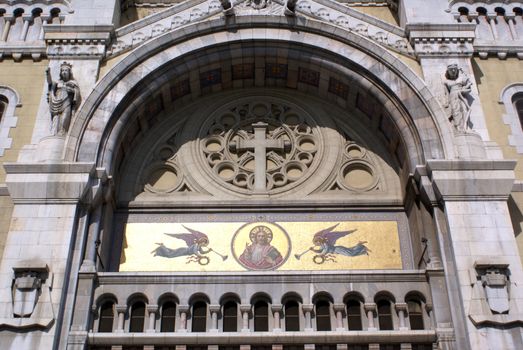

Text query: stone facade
(0, 1), (522, 349)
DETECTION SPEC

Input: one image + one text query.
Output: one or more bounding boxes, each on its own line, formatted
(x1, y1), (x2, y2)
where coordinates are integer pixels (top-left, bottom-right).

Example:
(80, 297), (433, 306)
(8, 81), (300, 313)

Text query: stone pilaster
(424, 159), (523, 349)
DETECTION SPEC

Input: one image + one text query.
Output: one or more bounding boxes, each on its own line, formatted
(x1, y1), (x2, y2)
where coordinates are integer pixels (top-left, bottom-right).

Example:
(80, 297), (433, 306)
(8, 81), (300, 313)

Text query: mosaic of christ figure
(238, 225), (284, 270)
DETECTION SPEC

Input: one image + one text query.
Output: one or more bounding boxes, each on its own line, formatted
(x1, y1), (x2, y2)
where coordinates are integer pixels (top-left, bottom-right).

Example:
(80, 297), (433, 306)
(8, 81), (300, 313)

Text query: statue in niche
(443, 64), (473, 132)
(246, 0), (270, 10)
(46, 62), (80, 136)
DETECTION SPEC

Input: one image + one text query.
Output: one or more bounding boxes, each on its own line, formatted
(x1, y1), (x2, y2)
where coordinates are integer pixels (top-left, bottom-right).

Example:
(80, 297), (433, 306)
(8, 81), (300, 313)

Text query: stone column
(146, 304), (158, 333)
(178, 305), (190, 332)
(487, 14), (499, 39)
(240, 304), (251, 332)
(19, 16), (29, 40)
(271, 304), (282, 332)
(507, 15), (519, 40)
(1, 18), (11, 41)
(395, 303), (408, 331)
(332, 304), (345, 331)
(115, 305), (127, 333)
(302, 304), (314, 331)
(364, 303), (376, 331)
(209, 304), (221, 333)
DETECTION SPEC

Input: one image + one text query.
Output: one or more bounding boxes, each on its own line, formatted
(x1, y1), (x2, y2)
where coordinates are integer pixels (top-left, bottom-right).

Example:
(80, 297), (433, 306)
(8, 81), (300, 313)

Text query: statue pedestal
(454, 131), (486, 160)
(36, 136), (65, 162)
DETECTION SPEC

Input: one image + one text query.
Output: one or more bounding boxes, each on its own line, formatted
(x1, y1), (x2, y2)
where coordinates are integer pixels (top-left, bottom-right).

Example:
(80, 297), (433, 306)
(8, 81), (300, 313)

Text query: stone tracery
(199, 101), (321, 194)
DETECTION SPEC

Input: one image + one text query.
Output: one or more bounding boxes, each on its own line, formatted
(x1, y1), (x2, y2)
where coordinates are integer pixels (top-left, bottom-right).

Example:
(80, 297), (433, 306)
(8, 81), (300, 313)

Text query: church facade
(0, 1), (523, 349)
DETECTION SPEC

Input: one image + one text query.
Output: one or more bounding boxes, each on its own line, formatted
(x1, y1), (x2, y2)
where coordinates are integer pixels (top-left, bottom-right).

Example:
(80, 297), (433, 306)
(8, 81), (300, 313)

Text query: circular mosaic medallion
(231, 222), (291, 271)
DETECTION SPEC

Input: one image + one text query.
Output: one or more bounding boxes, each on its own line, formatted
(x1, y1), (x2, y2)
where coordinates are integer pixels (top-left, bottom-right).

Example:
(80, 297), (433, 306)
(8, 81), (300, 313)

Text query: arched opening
(160, 301), (176, 332)
(376, 299), (393, 331)
(223, 300), (238, 332)
(284, 300), (300, 331)
(129, 301), (146, 332)
(191, 301), (207, 332)
(513, 93), (523, 130)
(315, 299), (331, 331)
(253, 300), (269, 332)
(73, 20), (447, 349)
(98, 301), (115, 333)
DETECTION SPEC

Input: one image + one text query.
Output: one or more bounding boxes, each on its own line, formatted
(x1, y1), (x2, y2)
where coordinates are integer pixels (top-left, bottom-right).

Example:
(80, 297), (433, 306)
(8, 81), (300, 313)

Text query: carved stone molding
(107, 0), (414, 58)
(0, 263), (55, 330)
(44, 24), (113, 59)
(407, 23), (475, 58)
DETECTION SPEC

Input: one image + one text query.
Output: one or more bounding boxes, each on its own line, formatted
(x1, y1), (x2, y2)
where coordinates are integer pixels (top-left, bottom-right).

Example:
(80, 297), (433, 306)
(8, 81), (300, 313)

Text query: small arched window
(407, 299), (424, 330)
(315, 300), (331, 331)
(192, 301), (207, 332)
(129, 301), (146, 332)
(346, 299), (363, 331)
(514, 93), (523, 130)
(160, 301), (176, 332)
(254, 300), (269, 332)
(98, 301), (114, 332)
(377, 299), (393, 330)
(284, 300), (300, 331)
(0, 96), (7, 123)
(223, 301), (238, 332)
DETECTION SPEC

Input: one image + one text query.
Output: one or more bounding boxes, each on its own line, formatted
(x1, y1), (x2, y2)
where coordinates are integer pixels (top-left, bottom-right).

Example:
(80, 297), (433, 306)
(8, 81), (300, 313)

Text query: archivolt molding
(65, 17), (454, 177)
(107, 0), (413, 58)
(499, 83), (523, 153)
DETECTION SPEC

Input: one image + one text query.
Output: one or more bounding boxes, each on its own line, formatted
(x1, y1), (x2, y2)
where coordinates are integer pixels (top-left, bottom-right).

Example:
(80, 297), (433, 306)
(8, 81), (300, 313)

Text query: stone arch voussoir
(65, 16), (454, 173)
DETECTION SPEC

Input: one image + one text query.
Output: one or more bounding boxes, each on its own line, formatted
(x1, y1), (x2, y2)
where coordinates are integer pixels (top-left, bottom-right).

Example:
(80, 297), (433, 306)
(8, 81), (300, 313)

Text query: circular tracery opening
(198, 99), (323, 194)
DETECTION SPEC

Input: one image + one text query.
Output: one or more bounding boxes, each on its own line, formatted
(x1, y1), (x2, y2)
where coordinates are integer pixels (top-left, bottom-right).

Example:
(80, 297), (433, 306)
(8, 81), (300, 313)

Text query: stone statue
(219, 0), (234, 15)
(443, 64), (473, 132)
(246, 0), (270, 10)
(46, 62), (80, 136)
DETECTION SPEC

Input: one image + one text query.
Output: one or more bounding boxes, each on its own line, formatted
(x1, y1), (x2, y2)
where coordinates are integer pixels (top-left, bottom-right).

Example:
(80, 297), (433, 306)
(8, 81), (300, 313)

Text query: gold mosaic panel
(119, 221), (402, 271)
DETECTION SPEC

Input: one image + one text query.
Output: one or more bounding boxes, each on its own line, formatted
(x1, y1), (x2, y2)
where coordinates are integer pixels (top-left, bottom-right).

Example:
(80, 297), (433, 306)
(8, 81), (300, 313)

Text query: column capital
(115, 305), (127, 314)
(178, 305), (190, 313)
(364, 303), (376, 312)
(240, 304), (252, 314)
(147, 304), (159, 313)
(302, 304), (314, 313)
(333, 303), (346, 314)
(209, 304), (221, 314)
(271, 304), (283, 313)
(395, 302), (408, 313)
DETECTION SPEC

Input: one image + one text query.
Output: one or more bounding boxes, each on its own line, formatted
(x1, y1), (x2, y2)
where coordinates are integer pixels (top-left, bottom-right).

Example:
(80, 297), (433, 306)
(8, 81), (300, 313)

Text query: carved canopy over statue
(443, 64), (473, 132)
(46, 62), (80, 136)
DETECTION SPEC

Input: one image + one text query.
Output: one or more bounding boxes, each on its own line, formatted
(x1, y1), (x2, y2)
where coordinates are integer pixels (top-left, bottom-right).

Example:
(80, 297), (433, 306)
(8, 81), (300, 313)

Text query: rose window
(199, 101), (322, 194)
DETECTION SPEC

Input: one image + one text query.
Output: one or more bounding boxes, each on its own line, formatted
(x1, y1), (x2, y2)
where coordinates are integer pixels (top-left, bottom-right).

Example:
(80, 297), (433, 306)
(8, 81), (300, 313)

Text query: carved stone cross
(229, 122), (290, 192)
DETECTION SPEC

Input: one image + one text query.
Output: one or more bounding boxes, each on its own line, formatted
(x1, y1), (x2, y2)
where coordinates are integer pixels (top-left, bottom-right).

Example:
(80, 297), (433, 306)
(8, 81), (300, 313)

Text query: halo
(249, 225), (273, 243)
